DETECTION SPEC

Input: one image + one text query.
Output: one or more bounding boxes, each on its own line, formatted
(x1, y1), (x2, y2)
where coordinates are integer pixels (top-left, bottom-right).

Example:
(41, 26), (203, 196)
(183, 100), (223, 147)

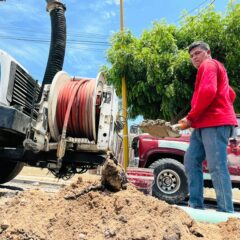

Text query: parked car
(129, 115), (240, 204)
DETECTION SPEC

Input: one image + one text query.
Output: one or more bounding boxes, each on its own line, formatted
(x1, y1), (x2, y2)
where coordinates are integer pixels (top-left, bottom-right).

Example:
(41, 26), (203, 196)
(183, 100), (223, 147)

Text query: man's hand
(178, 117), (191, 130)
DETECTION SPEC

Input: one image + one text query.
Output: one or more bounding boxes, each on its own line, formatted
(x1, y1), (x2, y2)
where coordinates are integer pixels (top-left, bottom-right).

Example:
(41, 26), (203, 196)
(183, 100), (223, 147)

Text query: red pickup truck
(129, 116), (240, 204)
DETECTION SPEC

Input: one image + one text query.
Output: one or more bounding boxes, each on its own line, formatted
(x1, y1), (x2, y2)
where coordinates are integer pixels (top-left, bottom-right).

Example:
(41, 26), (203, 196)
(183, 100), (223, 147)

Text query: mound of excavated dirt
(0, 177), (240, 240)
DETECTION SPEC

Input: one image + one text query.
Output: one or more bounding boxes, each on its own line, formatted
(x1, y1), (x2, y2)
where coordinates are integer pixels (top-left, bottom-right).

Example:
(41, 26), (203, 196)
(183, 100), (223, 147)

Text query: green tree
(103, 2), (240, 122)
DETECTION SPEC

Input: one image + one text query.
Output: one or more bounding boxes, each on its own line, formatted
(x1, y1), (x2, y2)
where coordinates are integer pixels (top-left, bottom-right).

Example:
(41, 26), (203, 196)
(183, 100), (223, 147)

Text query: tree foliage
(103, 2), (240, 122)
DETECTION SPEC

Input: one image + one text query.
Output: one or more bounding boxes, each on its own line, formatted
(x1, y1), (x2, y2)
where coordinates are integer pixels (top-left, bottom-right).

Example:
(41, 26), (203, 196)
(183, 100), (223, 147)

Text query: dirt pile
(0, 178), (240, 240)
(139, 119), (181, 138)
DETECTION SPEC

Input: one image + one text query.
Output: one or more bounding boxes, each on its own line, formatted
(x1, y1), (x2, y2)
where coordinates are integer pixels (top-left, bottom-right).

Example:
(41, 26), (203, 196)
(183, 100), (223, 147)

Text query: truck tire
(149, 158), (188, 204)
(0, 160), (24, 184)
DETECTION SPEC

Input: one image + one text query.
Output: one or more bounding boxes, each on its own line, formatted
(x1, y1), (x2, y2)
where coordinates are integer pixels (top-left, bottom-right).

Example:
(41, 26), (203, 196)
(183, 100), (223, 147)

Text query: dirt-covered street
(0, 167), (240, 240)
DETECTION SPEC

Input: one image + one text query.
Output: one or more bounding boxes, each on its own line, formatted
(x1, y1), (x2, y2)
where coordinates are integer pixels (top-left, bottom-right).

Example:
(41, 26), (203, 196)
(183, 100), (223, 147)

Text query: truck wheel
(149, 158), (188, 204)
(0, 160), (24, 184)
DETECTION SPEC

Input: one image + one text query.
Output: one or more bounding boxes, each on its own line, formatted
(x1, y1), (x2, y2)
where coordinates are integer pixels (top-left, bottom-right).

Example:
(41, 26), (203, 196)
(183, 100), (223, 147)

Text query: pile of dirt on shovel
(139, 119), (181, 138)
(0, 177), (240, 240)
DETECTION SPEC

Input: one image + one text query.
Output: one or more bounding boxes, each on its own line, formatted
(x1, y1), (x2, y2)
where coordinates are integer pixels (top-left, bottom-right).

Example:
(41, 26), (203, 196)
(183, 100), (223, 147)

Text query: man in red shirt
(180, 41), (237, 212)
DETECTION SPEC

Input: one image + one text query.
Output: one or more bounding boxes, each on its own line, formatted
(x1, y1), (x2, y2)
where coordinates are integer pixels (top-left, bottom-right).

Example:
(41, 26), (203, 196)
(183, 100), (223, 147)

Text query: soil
(139, 119), (181, 138)
(1, 176), (240, 240)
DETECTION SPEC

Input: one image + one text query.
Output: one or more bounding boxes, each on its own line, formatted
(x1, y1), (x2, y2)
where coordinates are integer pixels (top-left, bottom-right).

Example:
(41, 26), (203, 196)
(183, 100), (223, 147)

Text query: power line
(0, 35), (110, 46)
(0, 27), (112, 51)
(0, 38), (108, 53)
(0, 25), (111, 39)
(0, 30), (110, 41)
(175, 0), (216, 23)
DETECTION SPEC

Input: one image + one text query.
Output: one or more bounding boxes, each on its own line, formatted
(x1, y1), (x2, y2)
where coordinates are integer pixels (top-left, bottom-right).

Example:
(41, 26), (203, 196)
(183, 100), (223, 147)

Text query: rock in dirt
(1, 177), (240, 240)
(139, 119), (181, 138)
(101, 156), (127, 191)
(64, 155), (127, 200)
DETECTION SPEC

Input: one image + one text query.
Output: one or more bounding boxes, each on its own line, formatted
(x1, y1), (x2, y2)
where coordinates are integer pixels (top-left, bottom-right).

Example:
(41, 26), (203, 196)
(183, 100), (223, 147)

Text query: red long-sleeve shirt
(186, 58), (237, 128)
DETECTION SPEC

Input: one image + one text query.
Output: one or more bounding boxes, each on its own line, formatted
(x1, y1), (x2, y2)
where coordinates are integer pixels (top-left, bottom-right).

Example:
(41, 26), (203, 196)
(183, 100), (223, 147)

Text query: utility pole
(120, 0), (129, 171)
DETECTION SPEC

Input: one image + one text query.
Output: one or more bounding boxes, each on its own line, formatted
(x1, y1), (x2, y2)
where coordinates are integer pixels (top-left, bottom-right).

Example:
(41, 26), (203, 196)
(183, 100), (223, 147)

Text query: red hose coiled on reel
(56, 78), (97, 141)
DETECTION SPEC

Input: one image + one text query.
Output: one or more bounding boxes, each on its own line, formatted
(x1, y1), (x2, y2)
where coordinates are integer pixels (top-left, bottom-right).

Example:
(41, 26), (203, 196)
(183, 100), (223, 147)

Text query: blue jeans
(184, 126), (234, 212)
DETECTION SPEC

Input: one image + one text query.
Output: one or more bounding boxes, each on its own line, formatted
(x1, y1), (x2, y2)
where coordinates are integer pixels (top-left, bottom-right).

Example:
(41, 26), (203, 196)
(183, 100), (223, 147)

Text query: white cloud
(89, 0), (121, 11)
(0, 1), (116, 81)
(103, 11), (116, 19)
(82, 24), (104, 34)
(105, 0), (120, 5)
(105, 0), (135, 5)
(109, 29), (118, 35)
(65, 47), (105, 78)
(0, 38), (48, 81)
(0, 1), (46, 23)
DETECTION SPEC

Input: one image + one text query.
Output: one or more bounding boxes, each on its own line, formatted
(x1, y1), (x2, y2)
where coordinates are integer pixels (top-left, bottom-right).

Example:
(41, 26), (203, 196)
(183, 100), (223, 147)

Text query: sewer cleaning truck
(0, 0), (123, 183)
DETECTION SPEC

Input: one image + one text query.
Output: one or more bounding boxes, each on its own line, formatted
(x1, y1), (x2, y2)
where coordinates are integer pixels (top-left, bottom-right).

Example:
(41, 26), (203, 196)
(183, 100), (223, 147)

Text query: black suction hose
(39, 1), (66, 101)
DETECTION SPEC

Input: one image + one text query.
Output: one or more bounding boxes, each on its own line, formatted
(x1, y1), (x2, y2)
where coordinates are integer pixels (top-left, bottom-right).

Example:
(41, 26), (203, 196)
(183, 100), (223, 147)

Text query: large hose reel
(48, 71), (105, 142)
(25, 69), (118, 170)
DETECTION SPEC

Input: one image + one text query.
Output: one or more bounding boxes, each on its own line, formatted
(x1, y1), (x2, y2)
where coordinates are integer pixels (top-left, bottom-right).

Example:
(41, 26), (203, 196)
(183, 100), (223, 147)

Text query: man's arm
(229, 86), (236, 103)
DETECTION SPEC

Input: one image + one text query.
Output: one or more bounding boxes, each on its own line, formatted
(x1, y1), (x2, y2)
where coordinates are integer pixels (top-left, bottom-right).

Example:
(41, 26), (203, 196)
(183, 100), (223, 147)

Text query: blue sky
(0, 0), (238, 125)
